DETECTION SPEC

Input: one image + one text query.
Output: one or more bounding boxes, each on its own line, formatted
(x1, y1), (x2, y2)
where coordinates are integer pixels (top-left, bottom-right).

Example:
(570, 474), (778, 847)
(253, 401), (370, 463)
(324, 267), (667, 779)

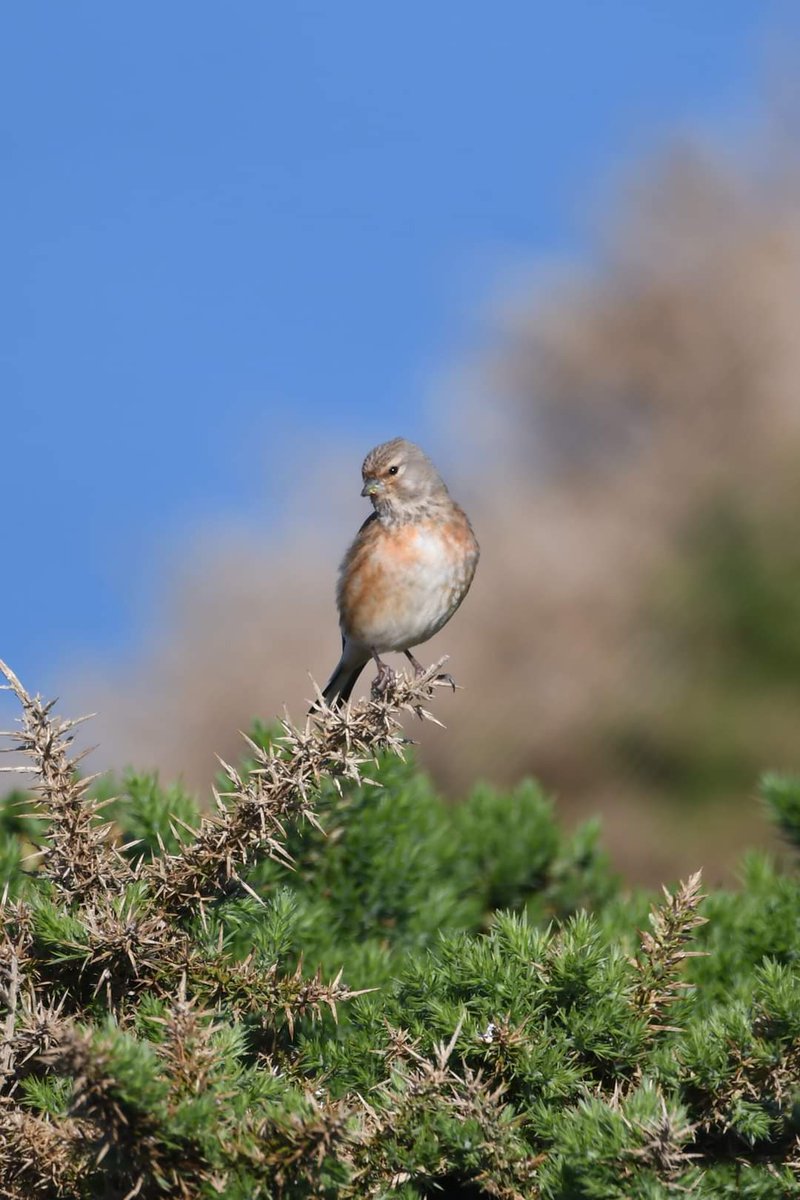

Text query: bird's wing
(356, 511), (379, 536)
(336, 511), (380, 639)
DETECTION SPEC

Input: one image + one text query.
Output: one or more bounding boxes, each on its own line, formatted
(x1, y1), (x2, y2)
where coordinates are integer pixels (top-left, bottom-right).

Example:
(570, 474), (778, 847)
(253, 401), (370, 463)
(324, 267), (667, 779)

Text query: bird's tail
(316, 656), (367, 710)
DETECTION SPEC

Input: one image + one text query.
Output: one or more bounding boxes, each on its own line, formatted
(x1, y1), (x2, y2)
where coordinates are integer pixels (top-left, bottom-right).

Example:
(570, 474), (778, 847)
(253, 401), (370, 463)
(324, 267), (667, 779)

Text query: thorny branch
(0, 656), (452, 915)
(632, 870), (708, 1034)
(140, 658), (455, 918)
(0, 950), (18, 1087)
(0, 658), (124, 897)
(0, 656), (458, 1197)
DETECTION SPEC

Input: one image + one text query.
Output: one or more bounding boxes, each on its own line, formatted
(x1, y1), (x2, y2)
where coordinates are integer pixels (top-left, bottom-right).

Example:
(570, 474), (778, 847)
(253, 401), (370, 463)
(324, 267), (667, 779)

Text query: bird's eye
(387, 465), (399, 476)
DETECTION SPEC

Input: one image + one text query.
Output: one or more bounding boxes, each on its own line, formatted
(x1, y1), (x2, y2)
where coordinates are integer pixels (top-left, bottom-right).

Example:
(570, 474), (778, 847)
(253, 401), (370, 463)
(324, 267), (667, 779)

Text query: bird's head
(360, 437), (447, 519)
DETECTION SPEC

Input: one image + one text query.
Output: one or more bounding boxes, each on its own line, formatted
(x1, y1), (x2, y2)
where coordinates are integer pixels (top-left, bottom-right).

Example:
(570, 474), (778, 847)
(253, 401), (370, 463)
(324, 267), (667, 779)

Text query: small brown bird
(320, 437), (479, 706)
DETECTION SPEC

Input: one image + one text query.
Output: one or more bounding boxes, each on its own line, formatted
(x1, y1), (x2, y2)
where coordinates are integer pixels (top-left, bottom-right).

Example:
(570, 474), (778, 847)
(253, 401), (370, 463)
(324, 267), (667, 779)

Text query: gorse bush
(1, 658), (800, 1198)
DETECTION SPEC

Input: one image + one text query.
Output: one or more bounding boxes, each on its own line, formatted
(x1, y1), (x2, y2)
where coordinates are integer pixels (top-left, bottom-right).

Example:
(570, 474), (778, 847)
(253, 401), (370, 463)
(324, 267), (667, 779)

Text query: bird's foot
(371, 654), (395, 699)
(404, 650), (458, 692)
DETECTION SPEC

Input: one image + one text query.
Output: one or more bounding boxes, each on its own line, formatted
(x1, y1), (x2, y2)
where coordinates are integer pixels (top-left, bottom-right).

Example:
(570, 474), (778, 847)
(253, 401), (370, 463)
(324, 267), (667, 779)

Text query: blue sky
(1, 3), (784, 689)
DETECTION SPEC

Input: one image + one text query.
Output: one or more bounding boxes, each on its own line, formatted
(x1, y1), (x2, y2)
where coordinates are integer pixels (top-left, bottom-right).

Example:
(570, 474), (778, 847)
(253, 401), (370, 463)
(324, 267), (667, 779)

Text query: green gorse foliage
(1, 658), (799, 1198)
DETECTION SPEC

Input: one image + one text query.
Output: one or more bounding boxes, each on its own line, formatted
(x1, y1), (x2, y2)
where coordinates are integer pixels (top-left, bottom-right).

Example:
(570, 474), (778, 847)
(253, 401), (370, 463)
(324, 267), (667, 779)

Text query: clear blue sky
(2, 3), (783, 688)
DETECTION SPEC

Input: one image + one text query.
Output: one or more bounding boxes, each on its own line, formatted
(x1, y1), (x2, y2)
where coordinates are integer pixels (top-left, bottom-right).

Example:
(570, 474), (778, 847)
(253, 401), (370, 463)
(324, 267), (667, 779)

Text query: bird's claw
(434, 672), (458, 692)
(371, 662), (395, 699)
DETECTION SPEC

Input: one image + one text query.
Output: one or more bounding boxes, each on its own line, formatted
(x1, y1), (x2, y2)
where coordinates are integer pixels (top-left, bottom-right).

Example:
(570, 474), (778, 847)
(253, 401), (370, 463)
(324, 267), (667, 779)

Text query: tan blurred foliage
(85, 139), (800, 884)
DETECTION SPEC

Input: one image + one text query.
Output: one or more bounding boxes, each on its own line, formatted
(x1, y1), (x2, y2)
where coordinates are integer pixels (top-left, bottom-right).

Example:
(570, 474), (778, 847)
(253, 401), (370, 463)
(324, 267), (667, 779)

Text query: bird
(317, 437), (479, 707)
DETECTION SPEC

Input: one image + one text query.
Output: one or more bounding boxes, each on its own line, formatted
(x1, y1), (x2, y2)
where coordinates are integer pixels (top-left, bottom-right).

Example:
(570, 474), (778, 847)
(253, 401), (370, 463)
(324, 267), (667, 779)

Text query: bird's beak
(361, 479), (381, 497)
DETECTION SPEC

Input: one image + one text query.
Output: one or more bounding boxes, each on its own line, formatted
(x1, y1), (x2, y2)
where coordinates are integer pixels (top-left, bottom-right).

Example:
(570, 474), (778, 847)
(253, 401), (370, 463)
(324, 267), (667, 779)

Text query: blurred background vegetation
(69, 134), (800, 886)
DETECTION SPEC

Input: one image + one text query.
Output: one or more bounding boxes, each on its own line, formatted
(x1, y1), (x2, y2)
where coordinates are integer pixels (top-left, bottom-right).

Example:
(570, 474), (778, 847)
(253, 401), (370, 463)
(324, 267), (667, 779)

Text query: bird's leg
(404, 650), (426, 677)
(371, 649), (395, 698)
(404, 649), (457, 692)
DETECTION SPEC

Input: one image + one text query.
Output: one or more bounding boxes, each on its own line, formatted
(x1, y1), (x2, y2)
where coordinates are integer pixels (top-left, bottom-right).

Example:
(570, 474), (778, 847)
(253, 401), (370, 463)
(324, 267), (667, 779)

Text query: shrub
(1, 657), (799, 1198)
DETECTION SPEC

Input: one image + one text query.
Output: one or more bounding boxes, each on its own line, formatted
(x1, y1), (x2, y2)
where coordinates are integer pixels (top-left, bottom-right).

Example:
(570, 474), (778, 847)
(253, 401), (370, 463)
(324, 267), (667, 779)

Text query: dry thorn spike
(0, 950), (19, 1085)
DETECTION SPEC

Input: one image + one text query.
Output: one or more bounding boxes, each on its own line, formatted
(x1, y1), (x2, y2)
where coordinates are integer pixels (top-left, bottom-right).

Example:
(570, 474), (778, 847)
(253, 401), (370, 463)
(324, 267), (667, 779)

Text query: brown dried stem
(0, 1099), (91, 1199)
(0, 949), (18, 1089)
(140, 659), (453, 918)
(631, 870), (707, 1034)
(0, 659), (125, 898)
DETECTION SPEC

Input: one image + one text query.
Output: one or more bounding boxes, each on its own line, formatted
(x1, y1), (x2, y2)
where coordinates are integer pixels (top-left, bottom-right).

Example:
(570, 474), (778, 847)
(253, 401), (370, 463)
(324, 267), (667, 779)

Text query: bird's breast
(338, 514), (479, 652)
